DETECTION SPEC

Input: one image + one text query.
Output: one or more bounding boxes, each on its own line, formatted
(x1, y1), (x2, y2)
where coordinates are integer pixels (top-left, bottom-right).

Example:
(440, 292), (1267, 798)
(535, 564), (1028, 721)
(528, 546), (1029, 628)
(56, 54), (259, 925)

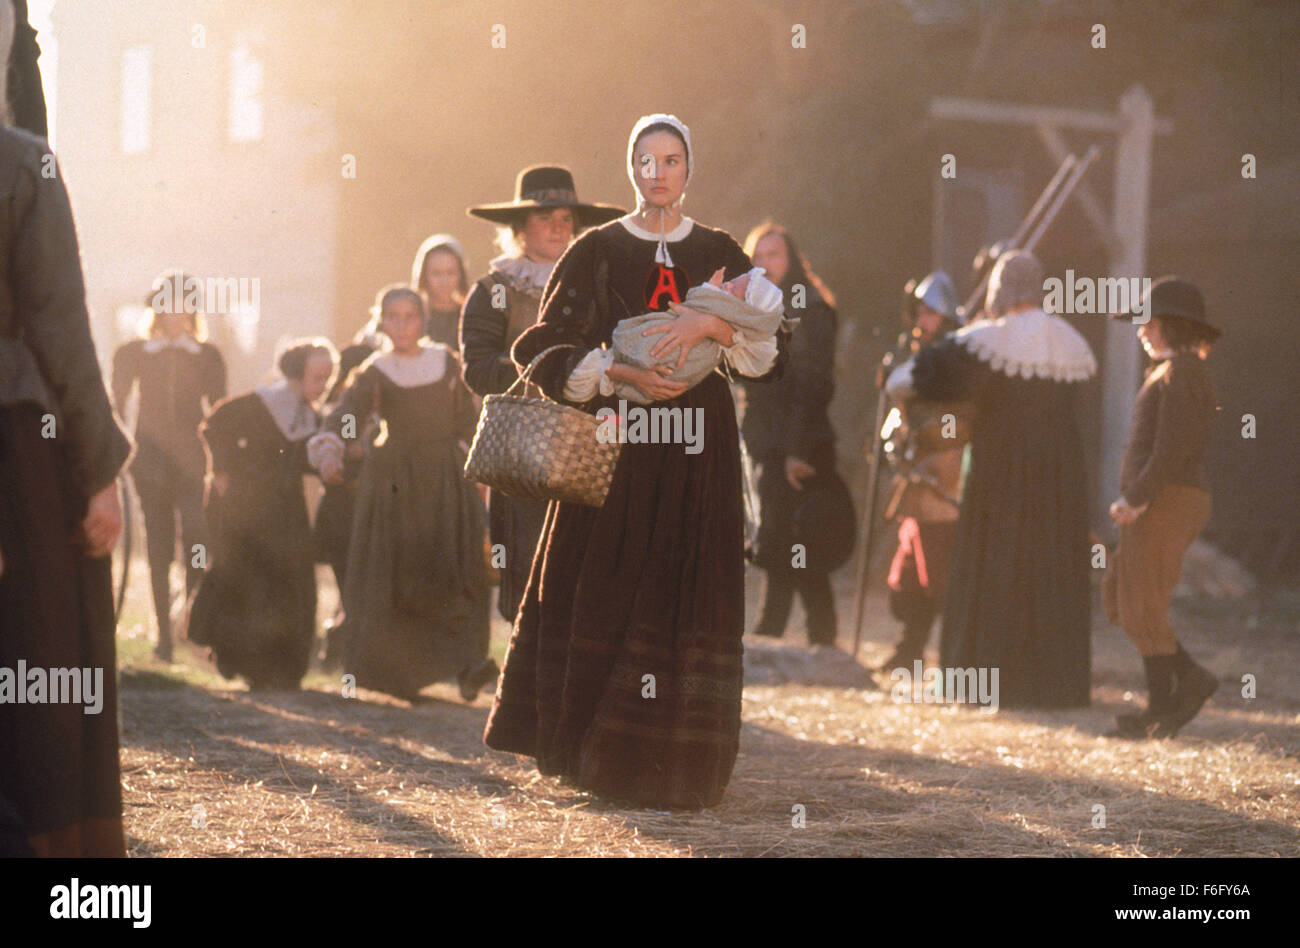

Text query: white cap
(626, 113), (693, 191)
(744, 267), (784, 314)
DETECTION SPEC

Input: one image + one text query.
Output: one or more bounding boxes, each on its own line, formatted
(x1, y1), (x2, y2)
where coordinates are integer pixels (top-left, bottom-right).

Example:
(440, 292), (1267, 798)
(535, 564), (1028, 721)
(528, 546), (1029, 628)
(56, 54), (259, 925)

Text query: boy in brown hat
(1105, 276), (1222, 738)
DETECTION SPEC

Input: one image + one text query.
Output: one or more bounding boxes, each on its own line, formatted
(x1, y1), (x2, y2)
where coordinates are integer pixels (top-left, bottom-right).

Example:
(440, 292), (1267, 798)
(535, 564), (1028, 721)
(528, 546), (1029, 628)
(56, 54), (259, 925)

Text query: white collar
(368, 342), (449, 388)
(143, 334), (202, 355)
(254, 379), (319, 442)
(618, 213), (695, 243)
(953, 307), (1097, 382)
(490, 253), (557, 295)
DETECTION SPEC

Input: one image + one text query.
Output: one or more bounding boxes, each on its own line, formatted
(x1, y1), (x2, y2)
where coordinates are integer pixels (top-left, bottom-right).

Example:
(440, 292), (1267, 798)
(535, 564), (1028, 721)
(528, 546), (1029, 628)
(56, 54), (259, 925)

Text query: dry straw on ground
(116, 561), (1300, 857)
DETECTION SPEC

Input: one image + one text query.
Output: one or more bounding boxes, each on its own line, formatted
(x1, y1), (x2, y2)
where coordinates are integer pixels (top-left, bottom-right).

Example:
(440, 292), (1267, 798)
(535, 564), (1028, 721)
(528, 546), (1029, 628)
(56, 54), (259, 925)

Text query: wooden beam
(1035, 122), (1119, 251)
(929, 95), (1173, 135)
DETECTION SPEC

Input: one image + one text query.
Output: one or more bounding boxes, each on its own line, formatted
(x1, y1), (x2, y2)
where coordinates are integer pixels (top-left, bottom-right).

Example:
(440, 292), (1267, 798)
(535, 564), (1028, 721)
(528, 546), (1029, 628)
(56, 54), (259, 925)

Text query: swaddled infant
(609, 266), (784, 404)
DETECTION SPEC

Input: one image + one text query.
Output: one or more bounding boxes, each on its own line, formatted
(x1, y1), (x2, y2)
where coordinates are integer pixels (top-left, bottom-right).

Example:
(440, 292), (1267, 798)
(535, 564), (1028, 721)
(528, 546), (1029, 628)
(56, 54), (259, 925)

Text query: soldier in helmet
(874, 271), (968, 673)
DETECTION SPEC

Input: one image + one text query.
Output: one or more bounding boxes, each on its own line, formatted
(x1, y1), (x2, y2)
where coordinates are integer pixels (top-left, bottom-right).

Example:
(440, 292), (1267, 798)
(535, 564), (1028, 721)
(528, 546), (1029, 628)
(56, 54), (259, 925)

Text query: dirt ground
(114, 555), (1300, 858)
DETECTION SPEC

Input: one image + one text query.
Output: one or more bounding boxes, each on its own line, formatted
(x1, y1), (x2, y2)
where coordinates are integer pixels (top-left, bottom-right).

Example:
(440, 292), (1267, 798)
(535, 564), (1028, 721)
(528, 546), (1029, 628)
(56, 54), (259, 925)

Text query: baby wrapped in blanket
(607, 267), (784, 404)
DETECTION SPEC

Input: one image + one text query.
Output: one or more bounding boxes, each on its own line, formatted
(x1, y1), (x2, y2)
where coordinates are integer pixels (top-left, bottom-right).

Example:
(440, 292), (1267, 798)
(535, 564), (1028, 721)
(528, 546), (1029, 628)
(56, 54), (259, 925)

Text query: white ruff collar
(953, 307), (1097, 382)
(368, 342), (449, 388)
(255, 379), (319, 442)
(618, 213), (695, 243)
(490, 253), (557, 295)
(143, 335), (202, 355)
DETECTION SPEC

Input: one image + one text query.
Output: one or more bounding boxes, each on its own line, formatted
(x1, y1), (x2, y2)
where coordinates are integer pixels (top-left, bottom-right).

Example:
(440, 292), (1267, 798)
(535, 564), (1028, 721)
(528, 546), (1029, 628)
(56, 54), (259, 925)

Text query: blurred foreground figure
(1104, 277), (1221, 738)
(0, 2), (132, 856)
(893, 251), (1096, 708)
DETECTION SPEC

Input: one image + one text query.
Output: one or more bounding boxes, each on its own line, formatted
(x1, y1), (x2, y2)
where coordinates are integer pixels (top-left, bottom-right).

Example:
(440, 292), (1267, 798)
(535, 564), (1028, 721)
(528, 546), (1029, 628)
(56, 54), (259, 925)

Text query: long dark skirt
(188, 475), (316, 689)
(342, 435), (490, 699)
(484, 372), (747, 809)
(488, 489), (548, 623)
(0, 404), (124, 856)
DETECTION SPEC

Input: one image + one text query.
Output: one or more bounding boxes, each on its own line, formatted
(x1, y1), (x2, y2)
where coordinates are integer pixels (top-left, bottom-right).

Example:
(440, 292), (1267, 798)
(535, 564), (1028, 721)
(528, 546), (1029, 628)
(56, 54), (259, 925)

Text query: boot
(1113, 654), (1175, 738)
(1157, 644), (1218, 737)
(877, 624), (929, 674)
(458, 658), (500, 702)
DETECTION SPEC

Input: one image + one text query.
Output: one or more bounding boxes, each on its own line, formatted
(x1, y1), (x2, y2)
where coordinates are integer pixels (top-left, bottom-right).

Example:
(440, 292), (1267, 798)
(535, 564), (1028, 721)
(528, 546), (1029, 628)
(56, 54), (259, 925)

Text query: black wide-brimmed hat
(467, 165), (624, 227)
(1131, 275), (1222, 341)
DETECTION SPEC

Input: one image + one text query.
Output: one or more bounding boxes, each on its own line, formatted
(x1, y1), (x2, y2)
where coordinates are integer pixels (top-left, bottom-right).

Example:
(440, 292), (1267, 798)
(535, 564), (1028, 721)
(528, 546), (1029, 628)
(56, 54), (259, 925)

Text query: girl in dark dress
(0, 85), (132, 856)
(313, 316), (381, 667)
(311, 286), (491, 703)
(188, 341), (336, 690)
(740, 222), (842, 645)
(907, 251), (1096, 709)
(112, 273), (226, 661)
(411, 233), (469, 352)
(484, 114), (787, 809)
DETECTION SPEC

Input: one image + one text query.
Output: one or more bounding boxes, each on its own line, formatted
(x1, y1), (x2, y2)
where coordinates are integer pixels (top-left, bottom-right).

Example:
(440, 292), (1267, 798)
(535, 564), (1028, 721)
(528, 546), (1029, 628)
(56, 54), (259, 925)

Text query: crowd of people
(0, 0), (1227, 853)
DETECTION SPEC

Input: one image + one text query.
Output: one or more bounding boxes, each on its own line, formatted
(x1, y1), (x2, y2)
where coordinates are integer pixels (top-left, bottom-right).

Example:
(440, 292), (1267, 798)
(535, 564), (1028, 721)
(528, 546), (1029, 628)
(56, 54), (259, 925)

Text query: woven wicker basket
(464, 344), (622, 507)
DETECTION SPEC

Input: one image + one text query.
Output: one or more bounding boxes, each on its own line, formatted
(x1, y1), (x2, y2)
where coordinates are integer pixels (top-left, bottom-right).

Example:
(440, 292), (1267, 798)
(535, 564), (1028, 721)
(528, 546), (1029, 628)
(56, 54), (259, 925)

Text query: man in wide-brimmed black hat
(1104, 275), (1222, 739)
(457, 165), (623, 696)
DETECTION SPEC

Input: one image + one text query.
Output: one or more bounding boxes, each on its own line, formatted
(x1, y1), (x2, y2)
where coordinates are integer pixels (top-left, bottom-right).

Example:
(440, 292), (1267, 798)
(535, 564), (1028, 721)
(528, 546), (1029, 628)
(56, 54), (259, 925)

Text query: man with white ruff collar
(898, 251), (1097, 708)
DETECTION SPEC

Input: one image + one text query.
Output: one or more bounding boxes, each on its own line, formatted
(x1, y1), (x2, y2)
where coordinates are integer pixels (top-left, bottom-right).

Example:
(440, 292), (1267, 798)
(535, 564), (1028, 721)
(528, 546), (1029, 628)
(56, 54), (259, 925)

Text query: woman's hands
(211, 471), (232, 497)
(606, 362), (687, 402)
(643, 305), (733, 369)
(1109, 496), (1147, 525)
(79, 481), (123, 558)
(319, 458), (344, 485)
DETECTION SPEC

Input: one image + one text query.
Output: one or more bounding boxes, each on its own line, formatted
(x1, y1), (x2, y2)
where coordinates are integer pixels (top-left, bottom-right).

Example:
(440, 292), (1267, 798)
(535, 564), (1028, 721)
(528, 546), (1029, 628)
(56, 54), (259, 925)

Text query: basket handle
(504, 343), (577, 397)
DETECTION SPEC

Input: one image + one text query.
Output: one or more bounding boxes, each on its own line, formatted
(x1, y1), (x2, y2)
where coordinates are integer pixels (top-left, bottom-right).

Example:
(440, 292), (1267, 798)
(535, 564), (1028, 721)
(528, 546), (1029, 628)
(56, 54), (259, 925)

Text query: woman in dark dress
(0, 70), (132, 856)
(188, 341), (336, 690)
(311, 286), (491, 702)
(112, 272), (226, 661)
(460, 165), (624, 624)
(313, 316), (381, 667)
(411, 233), (469, 352)
(906, 251), (1096, 709)
(484, 114), (787, 809)
(740, 222), (842, 645)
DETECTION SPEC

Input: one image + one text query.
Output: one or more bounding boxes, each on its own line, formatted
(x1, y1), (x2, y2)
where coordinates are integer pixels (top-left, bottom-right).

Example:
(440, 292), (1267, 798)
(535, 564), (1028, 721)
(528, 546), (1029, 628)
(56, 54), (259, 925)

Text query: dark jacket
(1120, 351), (1217, 509)
(112, 338), (226, 484)
(0, 126), (130, 501)
(742, 294), (837, 461)
(460, 271), (542, 397)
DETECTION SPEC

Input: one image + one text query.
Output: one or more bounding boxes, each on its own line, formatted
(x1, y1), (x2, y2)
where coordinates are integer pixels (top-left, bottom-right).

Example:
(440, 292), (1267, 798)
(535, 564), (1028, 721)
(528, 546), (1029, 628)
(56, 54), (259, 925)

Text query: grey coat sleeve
(10, 147), (131, 499)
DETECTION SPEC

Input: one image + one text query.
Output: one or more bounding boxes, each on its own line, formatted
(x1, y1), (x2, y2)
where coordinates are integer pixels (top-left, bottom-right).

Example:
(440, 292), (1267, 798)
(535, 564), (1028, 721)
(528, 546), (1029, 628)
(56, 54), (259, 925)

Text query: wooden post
(1098, 84), (1154, 534)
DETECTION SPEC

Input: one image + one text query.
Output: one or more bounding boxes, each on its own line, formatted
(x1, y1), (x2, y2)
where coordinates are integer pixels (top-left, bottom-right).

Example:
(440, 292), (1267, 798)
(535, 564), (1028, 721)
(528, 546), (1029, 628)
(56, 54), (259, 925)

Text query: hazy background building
(36, 0), (1300, 582)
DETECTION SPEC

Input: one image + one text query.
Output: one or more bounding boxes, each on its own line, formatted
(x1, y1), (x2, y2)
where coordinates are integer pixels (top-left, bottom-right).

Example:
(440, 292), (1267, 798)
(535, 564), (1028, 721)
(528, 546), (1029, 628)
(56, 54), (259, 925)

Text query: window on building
(120, 45), (152, 155)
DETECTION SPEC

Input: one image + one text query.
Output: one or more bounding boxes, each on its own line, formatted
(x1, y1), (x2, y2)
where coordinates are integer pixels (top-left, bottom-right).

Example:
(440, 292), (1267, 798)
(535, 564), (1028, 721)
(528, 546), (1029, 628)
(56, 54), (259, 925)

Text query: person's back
(0, 117), (133, 855)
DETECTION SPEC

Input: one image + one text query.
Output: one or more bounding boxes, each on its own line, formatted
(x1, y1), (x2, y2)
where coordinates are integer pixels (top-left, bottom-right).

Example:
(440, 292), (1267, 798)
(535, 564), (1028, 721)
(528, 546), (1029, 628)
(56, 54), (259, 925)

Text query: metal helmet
(912, 271), (957, 321)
